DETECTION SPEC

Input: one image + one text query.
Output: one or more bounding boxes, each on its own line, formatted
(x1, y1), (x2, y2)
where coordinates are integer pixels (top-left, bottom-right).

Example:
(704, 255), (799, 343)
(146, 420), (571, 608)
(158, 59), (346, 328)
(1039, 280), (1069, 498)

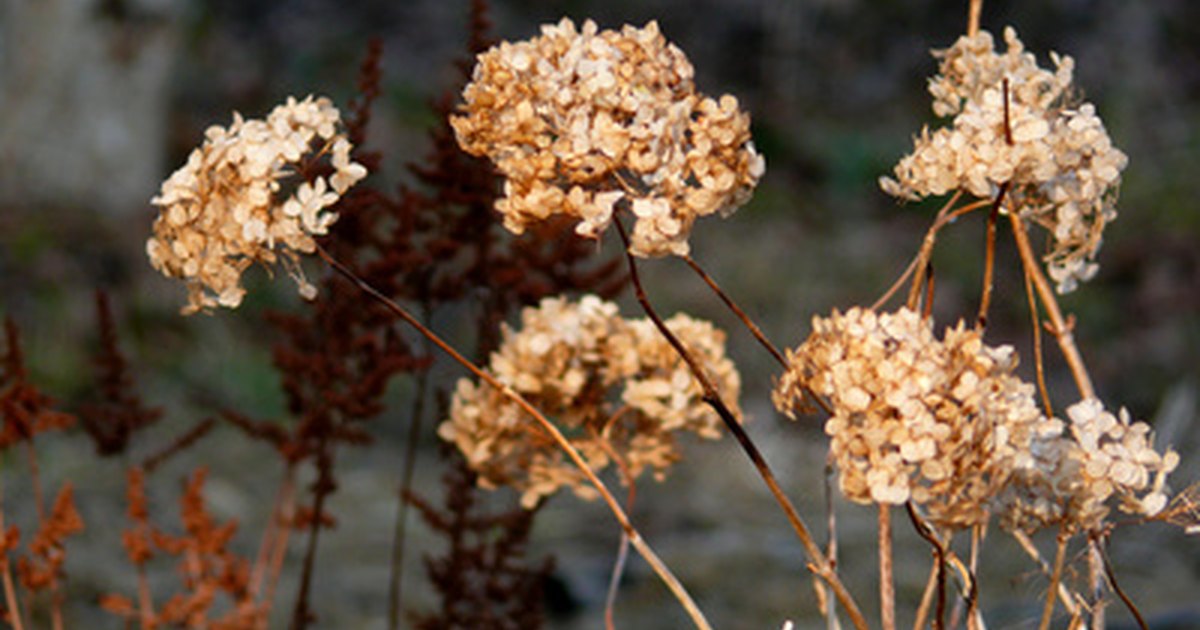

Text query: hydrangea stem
(313, 245), (713, 630)
(1038, 529), (1069, 630)
(613, 218), (869, 630)
(1006, 213), (1096, 400)
(682, 254), (787, 367)
(880, 505), (897, 630)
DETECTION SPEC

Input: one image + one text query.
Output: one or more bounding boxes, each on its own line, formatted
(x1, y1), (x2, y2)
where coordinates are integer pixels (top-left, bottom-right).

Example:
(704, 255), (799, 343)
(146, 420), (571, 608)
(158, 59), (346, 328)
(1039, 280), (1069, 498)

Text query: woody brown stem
(1039, 528), (1069, 630)
(613, 219), (868, 630)
(314, 244), (713, 630)
(977, 183), (1008, 328)
(682, 254), (787, 367)
(1094, 532), (1148, 630)
(1007, 211), (1096, 399)
(967, 0), (983, 37)
(880, 505), (897, 630)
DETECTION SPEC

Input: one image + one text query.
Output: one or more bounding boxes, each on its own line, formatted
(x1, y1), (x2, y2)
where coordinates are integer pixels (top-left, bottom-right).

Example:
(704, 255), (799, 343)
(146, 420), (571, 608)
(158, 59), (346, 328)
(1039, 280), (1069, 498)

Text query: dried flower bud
(880, 27), (1127, 293)
(438, 295), (741, 508)
(451, 18), (765, 258)
(147, 95), (367, 314)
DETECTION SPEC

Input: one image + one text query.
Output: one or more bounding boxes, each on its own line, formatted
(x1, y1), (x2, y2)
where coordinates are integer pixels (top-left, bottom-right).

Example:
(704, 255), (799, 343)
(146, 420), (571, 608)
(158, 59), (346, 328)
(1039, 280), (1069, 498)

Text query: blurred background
(1, 0), (1198, 627)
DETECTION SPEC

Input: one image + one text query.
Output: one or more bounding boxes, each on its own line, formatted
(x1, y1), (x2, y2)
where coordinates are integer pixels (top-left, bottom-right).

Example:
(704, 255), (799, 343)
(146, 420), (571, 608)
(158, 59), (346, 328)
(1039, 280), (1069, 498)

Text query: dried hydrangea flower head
(773, 307), (1054, 528)
(998, 398), (1179, 533)
(147, 95), (368, 314)
(438, 295), (741, 508)
(451, 18), (765, 257)
(880, 27), (1128, 293)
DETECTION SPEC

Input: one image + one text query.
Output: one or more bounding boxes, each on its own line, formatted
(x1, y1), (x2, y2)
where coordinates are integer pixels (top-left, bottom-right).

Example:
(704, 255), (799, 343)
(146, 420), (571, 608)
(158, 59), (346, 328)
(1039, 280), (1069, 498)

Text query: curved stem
(313, 245), (712, 630)
(1094, 532), (1148, 630)
(613, 219), (868, 630)
(682, 254), (787, 368)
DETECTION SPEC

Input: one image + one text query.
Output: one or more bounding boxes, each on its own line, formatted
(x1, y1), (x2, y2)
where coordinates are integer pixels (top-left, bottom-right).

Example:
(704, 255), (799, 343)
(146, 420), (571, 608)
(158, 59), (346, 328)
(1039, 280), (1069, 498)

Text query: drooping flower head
(147, 95), (368, 314)
(438, 295), (742, 508)
(451, 18), (765, 258)
(880, 27), (1128, 293)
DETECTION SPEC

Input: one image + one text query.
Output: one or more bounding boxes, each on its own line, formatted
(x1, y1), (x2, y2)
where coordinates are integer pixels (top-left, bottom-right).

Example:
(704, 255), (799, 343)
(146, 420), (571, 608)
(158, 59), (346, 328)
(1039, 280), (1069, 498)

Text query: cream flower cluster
(147, 95), (367, 314)
(774, 307), (1179, 532)
(772, 307), (1051, 526)
(451, 18), (765, 257)
(880, 27), (1128, 293)
(999, 398), (1179, 533)
(438, 295), (741, 508)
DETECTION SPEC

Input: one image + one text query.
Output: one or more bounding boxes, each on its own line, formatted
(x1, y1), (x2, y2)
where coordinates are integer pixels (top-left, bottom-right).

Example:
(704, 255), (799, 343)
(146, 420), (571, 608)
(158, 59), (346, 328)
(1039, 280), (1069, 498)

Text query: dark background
(1, 0), (1198, 627)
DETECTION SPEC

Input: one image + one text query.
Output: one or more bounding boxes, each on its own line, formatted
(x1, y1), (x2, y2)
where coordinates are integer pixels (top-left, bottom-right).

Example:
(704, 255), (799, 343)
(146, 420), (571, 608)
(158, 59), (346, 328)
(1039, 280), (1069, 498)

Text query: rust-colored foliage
(79, 290), (162, 456)
(1, 319), (74, 449)
(406, 448), (553, 630)
(105, 467), (266, 629)
(14, 485), (84, 593)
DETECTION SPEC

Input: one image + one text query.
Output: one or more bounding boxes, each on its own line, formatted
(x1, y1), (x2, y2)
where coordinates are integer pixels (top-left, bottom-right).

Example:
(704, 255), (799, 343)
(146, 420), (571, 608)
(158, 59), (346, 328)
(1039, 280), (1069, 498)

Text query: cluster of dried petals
(773, 307), (1052, 527)
(438, 295), (741, 508)
(451, 18), (765, 257)
(147, 95), (367, 314)
(880, 27), (1127, 293)
(999, 399), (1179, 533)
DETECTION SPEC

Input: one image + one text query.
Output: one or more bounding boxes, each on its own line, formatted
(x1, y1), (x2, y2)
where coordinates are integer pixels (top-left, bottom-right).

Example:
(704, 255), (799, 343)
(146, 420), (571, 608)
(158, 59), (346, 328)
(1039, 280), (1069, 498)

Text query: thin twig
(1007, 212), (1096, 399)
(1022, 265), (1054, 416)
(612, 218), (868, 630)
(314, 244), (714, 630)
(1094, 533), (1148, 630)
(0, 480), (26, 630)
(263, 470), (295, 619)
(594, 431), (637, 630)
(682, 254), (787, 368)
(880, 505), (896, 630)
(824, 455), (840, 630)
(1039, 529), (1069, 630)
(388, 305), (434, 630)
(1011, 529), (1082, 618)
(907, 503), (946, 630)
(873, 191), (964, 311)
(914, 561), (938, 630)
(976, 183), (1008, 329)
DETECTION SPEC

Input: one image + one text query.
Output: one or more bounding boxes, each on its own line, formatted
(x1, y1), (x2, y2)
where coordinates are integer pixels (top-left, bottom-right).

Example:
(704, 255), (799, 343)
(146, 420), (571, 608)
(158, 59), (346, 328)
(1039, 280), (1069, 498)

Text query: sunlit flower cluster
(775, 306), (1181, 532)
(880, 27), (1128, 293)
(438, 295), (741, 508)
(999, 398), (1179, 533)
(774, 307), (1057, 527)
(147, 95), (367, 314)
(451, 18), (765, 257)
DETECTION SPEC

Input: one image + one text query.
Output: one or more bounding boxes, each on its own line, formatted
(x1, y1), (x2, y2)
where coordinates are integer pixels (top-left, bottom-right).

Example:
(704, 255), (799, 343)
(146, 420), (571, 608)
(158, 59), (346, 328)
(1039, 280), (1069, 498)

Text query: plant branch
(880, 504), (896, 630)
(1007, 211), (1096, 399)
(682, 254), (787, 368)
(1039, 529), (1069, 630)
(976, 183), (1008, 328)
(612, 218), (868, 630)
(313, 244), (713, 630)
(1094, 532), (1148, 630)
(388, 305), (434, 630)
